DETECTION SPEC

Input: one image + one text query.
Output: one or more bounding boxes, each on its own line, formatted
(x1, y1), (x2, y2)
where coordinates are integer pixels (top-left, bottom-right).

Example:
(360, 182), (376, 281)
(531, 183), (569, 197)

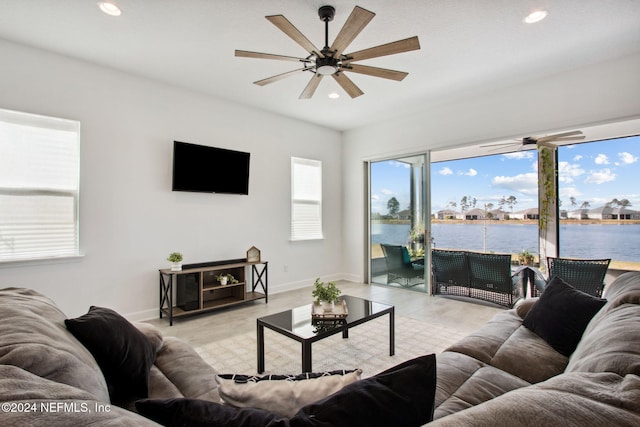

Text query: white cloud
(502, 151), (534, 160)
(492, 172), (538, 195)
(585, 168), (616, 184)
(464, 168), (477, 177)
(594, 154), (609, 165)
(380, 188), (394, 196)
(573, 154), (583, 161)
(559, 186), (582, 200)
(558, 161), (585, 184)
(438, 167), (453, 175)
(618, 151), (638, 164)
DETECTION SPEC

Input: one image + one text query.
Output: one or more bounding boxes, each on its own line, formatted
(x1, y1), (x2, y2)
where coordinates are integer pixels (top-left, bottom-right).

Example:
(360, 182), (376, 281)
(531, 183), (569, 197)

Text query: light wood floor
(148, 281), (505, 348)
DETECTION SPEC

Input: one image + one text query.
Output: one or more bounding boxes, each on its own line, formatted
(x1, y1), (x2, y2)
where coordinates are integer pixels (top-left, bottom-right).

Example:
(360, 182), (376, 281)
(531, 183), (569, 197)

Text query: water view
(371, 222), (640, 263)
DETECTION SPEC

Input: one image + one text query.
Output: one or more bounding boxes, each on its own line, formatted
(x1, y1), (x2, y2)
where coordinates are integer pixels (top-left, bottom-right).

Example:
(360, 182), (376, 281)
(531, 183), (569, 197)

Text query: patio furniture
(533, 257), (611, 297)
(431, 249), (468, 294)
(380, 244), (424, 287)
(432, 250), (524, 308)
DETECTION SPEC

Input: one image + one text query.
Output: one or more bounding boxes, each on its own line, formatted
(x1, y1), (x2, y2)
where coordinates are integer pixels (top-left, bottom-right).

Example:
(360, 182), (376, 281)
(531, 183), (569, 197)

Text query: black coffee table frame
(257, 295), (394, 373)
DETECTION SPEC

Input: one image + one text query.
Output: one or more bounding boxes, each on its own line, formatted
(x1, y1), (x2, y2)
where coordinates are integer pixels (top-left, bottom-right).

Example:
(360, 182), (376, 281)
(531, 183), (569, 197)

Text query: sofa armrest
(514, 297), (538, 319)
(0, 365), (160, 426)
(151, 336), (220, 403)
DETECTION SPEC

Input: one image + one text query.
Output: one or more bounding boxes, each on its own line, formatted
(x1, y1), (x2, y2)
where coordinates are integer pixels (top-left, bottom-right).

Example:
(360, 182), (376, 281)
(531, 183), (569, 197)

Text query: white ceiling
(1, 0), (639, 131)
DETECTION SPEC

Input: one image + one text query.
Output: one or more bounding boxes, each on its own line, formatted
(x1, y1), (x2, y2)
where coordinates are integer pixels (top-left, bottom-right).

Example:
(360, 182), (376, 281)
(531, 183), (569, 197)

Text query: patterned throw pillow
(217, 369), (362, 417)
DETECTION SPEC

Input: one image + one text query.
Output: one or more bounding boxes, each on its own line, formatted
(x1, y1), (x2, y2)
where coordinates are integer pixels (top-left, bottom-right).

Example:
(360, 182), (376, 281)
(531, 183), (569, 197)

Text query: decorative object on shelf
(311, 278), (341, 312)
(518, 249), (535, 266)
(216, 273), (238, 286)
(312, 299), (348, 321)
(167, 252), (183, 271)
(246, 246), (261, 263)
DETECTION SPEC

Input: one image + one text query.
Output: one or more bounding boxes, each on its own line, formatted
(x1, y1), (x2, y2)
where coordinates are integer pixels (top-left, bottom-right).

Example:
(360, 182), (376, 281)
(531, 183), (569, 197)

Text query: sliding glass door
(368, 153), (429, 292)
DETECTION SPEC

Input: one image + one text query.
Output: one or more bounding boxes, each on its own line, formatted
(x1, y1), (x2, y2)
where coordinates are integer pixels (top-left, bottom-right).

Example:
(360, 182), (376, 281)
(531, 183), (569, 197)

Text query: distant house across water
(435, 205), (640, 221)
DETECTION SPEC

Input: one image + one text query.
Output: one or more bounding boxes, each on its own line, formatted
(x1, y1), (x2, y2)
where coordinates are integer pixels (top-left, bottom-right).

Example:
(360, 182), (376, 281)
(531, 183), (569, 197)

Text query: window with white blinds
(291, 157), (323, 241)
(0, 108), (80, 261)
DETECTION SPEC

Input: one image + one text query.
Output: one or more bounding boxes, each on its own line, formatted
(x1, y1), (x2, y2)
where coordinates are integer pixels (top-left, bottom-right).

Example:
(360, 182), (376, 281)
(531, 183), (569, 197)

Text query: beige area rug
(194, 315), (467, 378)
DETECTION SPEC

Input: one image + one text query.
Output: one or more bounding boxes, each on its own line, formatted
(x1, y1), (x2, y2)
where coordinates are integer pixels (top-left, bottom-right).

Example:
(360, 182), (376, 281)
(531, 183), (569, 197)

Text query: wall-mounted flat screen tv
(172, 141), (250, 195)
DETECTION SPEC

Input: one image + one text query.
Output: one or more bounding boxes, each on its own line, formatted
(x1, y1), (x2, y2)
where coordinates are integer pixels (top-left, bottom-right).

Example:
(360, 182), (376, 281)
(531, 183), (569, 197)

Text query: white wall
(0, 39), (343, 319)
(342, 52), (640, 282)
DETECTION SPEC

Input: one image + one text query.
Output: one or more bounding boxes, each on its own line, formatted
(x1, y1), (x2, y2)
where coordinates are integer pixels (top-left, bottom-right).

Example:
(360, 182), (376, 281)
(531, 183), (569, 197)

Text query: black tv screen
(172, 141), (250, 195)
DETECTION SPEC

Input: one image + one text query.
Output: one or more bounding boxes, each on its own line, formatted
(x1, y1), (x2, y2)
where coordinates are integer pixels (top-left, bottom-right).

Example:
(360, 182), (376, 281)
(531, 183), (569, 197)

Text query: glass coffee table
(257, 295), (394, 373)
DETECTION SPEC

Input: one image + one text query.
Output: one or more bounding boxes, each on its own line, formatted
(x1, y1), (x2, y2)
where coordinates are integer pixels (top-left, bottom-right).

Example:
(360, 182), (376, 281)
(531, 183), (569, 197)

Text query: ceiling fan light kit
(235, 5), (421, 99)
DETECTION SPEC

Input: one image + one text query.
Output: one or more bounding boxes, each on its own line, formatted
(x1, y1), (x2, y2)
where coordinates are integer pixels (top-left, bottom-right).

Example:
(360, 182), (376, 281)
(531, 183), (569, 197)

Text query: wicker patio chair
(466, 251), (523, 308)
(431, 249), (469, 296)
(380, 244), (424, 287)
(541, 257), (611, 297)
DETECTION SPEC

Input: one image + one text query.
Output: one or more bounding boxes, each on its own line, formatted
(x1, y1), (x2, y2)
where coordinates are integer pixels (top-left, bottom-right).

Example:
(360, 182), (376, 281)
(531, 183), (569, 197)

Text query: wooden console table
(159, 258), (267, 325)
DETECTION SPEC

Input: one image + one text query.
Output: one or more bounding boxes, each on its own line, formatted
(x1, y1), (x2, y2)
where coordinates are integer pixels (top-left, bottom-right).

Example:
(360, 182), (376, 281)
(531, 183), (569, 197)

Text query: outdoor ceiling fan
(235, 5), (420, 99)
(481, 130), (585, 150)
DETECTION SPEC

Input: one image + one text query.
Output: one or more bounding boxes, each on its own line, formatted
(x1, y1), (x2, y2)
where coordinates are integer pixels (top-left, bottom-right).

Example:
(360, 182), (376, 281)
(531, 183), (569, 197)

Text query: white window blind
(0, 108), (80, 261)
(291, 157), (323, 241)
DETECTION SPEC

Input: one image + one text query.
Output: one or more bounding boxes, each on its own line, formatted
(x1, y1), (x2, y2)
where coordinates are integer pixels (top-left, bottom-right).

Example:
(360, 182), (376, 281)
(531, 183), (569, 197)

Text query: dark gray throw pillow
(65, 306), (157, 404)
(290, 353), (437, 427)
(523, 276), (606, 357)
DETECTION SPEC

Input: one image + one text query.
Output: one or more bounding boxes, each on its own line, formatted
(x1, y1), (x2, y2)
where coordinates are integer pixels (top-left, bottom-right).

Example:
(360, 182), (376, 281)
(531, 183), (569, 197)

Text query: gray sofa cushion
(566, 302), (640, 377)
(429, 372), (640, 427)
(435, 353), (530, 420)
(0, 364), (159, 426)
(444, 310), (567, 383)
(0, 288), (109, 402)
(152, 336), (221, 402)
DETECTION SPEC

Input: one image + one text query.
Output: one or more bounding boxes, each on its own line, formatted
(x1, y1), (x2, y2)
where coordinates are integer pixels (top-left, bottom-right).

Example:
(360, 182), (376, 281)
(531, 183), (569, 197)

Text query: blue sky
(370, 135), (640, 215)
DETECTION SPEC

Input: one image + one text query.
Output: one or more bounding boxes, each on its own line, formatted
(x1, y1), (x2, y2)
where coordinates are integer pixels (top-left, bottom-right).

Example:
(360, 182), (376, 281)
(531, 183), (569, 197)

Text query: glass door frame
(366, 151), (431, 292)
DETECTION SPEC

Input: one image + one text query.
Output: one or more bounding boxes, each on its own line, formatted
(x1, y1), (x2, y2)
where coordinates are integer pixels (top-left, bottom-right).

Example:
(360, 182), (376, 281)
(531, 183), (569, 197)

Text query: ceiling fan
(481, 130), (585, 150)
(235, 5), (420, 99)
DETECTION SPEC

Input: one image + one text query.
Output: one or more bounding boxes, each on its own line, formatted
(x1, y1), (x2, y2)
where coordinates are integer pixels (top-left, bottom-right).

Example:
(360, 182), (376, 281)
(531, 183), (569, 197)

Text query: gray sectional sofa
(1, 271), (639, 426)
(0, 287), (220, 426)
(430, 270), (640, 426)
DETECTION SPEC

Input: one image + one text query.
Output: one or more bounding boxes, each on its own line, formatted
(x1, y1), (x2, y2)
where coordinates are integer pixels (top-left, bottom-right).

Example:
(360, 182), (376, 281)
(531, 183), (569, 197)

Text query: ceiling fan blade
(332, 73), (364, 98)
(266, 15), (323, 57)
(254, 68), (308, 86)
(343, 36), (420, 63)
(330, 6), (375, 57)
(343, 64), (408, 81)
(551, 136), (586, 142)
(536, 131), (583, 143)
(479, 142), (519, 148)
(235, 50), (310, 63)
(299, 74), (324, 99)
(551, 130), (583, 138)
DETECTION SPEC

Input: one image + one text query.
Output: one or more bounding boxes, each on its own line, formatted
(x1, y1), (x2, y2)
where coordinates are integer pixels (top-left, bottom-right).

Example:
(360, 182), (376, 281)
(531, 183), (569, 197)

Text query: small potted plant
(311, 278), (341, 311)
(216, 273), (238, 286)
(518, 249), (535, 266)
(167, 252), (183, 271)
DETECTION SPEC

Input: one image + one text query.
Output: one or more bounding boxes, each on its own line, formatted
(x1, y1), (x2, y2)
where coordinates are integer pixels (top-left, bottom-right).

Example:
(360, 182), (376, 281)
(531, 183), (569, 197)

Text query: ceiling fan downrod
(318, 5), (335, 50)
(316, 5), (339, 75)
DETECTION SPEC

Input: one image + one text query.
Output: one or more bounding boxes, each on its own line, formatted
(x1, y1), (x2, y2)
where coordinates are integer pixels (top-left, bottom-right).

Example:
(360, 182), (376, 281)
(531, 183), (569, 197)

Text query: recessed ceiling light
(523, 10), (548, 24)
(328, 92), (340, 99)
(98, 1), (122, 16)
